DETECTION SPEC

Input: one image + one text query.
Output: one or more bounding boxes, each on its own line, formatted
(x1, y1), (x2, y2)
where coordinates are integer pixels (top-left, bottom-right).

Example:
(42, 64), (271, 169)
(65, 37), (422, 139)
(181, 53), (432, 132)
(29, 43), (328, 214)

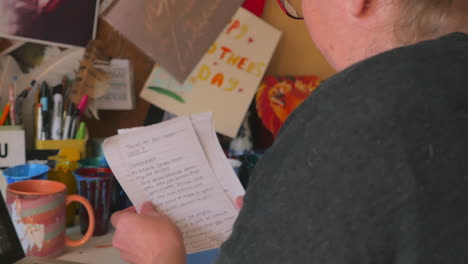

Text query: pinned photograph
(0, 0), (99, 47)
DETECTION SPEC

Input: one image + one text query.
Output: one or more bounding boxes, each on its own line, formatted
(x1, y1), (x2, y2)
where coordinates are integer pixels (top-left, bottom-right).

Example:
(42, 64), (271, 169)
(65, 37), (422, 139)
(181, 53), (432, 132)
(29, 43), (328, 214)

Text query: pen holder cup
(78, 157), (132, 213)
(73, 167), (114, 236)
(48, 161), (80, 227)
(36, 138), (88, 160)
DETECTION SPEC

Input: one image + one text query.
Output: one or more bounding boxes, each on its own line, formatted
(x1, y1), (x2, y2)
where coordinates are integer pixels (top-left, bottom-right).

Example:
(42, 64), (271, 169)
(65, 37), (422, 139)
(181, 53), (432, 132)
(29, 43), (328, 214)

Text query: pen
(69, 106), (79, 139)
(62, 102), (74, 140)
(40, 82), (50, 140)
(51, 85), (63, 140)
(95, 245), (112, 249)
(67, 94), (90, 139)
(62, 77), (70, 120)
(28, 80), (37, 91)
(0, 104), (10, 126)
(8, 83), (16, 126)
(14, 88), (30, 126)
(13, 76), (18, 97)
(37, 104), (43, 140)
(16, 80), (36, 125)
(20, 80), (36, 99)
(14, 94), (24, 126)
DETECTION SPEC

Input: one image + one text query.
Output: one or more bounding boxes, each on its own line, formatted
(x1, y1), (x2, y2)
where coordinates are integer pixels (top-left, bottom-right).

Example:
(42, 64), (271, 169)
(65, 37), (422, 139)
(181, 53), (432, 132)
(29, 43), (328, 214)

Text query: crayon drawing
(144, 65), (194, 104)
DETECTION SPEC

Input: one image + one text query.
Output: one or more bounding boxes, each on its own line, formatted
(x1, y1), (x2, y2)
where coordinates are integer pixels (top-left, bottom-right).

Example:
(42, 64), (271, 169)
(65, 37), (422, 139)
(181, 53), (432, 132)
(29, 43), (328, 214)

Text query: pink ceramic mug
(6, 180), (95, 257)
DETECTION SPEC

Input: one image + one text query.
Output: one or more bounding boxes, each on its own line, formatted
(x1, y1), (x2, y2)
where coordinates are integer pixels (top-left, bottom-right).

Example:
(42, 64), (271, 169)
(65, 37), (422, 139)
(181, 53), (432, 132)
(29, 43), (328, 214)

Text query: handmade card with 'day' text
(140, 8), (282, 138)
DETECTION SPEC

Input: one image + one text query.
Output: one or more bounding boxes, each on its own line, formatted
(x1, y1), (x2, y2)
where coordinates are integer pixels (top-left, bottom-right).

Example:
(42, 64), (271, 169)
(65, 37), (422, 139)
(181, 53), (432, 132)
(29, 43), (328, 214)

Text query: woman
(111, 0), (468, 263)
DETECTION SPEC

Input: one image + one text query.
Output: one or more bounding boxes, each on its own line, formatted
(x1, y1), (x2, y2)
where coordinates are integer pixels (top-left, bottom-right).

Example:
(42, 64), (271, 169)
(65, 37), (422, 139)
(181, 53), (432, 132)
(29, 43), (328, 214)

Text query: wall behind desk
(262, 1), (336, 79)
(86, 2), (336, 138)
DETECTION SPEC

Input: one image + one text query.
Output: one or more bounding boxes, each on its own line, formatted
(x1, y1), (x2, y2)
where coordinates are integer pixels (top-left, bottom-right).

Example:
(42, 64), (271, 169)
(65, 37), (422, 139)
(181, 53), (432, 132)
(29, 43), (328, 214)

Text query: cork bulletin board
(85, 0), (336, 138)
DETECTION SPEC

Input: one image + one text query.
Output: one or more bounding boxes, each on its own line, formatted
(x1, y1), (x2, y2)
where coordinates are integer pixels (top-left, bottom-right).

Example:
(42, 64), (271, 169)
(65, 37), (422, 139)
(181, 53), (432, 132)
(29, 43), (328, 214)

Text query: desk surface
(58, 226), (124, 264)
(59, 226), (221, 264)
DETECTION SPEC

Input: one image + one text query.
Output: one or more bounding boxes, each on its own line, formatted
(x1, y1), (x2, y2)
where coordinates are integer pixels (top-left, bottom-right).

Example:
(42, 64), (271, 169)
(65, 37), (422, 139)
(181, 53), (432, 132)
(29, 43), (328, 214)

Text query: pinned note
(95, 59), (134, 110)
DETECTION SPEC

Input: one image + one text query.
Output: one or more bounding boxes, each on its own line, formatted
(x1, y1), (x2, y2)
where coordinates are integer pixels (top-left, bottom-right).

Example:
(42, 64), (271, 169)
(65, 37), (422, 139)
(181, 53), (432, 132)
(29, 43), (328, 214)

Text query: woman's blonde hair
(395, 0), (467, 44)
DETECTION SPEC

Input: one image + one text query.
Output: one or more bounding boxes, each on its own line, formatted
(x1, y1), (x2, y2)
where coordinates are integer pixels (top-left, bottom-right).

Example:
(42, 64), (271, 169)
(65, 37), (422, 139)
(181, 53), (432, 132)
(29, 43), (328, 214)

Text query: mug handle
(65, 194), (95, 247)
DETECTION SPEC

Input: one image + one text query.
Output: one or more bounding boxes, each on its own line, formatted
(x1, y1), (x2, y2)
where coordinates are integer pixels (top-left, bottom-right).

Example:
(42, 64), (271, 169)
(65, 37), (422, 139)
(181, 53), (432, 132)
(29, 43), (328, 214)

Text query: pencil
(0, 104), (11, 126)
(9, 83), (16, 126)
(95, 244), (113, 248)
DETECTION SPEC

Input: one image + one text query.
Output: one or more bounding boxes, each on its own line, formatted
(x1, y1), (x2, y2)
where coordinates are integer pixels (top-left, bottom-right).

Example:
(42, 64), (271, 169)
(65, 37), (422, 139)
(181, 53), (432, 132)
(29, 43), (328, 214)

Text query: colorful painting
(256, 75), (321, 136)
(141, 7), (281, 138)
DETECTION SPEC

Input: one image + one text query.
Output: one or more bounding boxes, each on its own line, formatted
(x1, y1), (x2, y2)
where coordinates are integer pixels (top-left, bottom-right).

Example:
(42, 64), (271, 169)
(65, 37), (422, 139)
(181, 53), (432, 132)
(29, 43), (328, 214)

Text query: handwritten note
(105, 0), (244, 82)
(189, 113), (245, 202)
(140, 8), (282, 137)
(103, 114), (243, 253)
(95, 59), (134, 110)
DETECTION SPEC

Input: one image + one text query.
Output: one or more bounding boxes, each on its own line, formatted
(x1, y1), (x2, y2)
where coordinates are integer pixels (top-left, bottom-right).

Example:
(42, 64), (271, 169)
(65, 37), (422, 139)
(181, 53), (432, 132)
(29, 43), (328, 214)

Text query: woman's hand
(235, 196), (244, 210)
(111, 202), (186, 264)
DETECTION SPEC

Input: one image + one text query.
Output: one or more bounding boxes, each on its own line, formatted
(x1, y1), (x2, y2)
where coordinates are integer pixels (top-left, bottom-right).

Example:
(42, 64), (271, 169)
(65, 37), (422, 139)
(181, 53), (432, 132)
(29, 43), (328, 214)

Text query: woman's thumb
(140, 201), (159, 216)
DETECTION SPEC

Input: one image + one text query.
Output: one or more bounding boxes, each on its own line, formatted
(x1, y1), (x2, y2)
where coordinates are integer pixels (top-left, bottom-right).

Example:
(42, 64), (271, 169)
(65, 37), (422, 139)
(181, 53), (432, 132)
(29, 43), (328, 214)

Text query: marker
(37, 104), (43, 140)
(75, 122), (86, 139)
(77, 94), (89, 117)
(62, 102), (74, 139)
(40, 82), (50, 140)
(0, 104), (10, 126)
(69, 106), (79, 139)
(51, 85), (63, 140)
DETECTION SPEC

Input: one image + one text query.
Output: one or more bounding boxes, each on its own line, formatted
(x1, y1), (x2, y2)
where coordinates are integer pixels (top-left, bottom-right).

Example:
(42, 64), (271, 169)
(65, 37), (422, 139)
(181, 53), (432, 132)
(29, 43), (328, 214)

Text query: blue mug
(3, 164), (49, 184)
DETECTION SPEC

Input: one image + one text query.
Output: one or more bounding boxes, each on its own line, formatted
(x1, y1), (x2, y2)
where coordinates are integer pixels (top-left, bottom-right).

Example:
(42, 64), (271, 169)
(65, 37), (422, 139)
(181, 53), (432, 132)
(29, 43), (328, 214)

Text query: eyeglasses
(276, 0), (303, 20)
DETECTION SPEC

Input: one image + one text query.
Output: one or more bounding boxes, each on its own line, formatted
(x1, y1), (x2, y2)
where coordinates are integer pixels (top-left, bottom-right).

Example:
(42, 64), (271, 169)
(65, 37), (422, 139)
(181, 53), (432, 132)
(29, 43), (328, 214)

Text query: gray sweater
(216, 33), (468, 263)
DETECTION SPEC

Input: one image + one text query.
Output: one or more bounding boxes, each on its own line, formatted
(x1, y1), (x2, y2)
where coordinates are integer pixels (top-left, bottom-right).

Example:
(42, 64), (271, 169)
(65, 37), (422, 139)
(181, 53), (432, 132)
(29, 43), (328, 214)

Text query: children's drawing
(141, 8), (282, 138)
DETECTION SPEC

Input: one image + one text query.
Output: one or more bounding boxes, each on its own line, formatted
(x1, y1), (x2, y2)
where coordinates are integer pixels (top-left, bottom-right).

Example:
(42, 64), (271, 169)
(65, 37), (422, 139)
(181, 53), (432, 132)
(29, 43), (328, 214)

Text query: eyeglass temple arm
(274, 0), (304, 20)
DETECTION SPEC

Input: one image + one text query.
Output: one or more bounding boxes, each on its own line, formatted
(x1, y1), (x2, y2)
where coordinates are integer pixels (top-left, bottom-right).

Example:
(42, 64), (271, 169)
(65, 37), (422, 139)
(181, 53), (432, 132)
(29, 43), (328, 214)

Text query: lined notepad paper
(103, 113), (244, 253)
